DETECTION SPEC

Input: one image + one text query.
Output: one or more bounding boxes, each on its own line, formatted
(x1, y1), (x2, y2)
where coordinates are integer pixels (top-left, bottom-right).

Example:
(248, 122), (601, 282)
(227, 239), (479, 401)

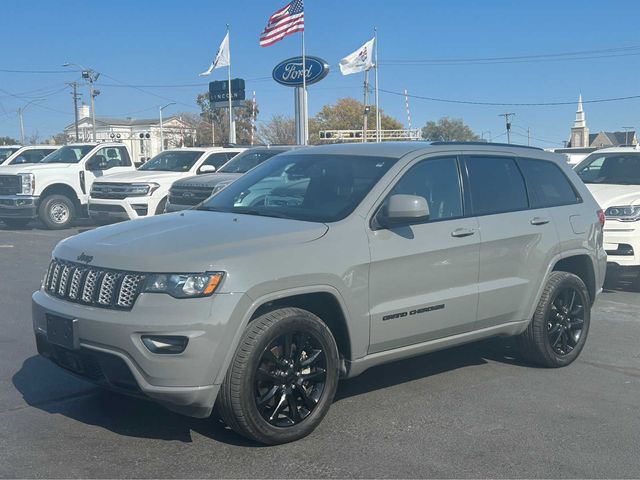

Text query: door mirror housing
(199, 165), (216, 174)
(86, 157), (107, 171)
(376, 194), (430, 229)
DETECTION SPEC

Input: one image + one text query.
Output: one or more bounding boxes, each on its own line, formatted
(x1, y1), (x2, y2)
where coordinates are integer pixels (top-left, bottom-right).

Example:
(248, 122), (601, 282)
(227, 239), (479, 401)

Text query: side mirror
(87, 158), (107, 171)
(199, 165), (216, 174)
(13, 156), (27, 164)
(376, 194), (430, 229)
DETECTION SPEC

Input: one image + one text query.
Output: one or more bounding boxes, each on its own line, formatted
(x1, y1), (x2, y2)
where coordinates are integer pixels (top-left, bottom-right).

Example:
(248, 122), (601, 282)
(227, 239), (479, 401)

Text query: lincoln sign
(272, 56), (330, 87)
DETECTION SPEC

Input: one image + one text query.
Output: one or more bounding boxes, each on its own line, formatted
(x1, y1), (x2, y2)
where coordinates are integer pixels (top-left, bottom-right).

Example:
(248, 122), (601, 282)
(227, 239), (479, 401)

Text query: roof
(66, 115), (188, 130)
(292, 141), (553, 158)
(0, 145), (22, 148)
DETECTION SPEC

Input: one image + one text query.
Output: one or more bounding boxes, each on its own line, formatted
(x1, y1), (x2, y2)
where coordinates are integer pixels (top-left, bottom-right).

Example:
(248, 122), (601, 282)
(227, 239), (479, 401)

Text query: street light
(159, 102), (176, 152)
(63, 62), (100, 141)
(17, 99), (45, 145)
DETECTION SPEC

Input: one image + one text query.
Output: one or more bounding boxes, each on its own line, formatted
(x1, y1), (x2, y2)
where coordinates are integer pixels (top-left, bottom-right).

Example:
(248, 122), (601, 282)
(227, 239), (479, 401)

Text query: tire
(154, 197), (167, 215)
(1, 218), (30, 228)
(217, 307), (340, 445)
(38, 194), (76, 230)
(517, 271), (590, 368)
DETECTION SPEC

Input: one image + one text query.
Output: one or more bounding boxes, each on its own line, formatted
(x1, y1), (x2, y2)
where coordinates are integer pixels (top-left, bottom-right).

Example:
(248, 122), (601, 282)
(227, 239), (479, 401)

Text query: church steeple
(570, 94), (589, 147)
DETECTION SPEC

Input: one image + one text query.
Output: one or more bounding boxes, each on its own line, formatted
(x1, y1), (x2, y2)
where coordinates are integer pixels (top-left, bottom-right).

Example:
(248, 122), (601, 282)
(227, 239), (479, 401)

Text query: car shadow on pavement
(603, 270), (640, 293)
(13, 339), (524, 446)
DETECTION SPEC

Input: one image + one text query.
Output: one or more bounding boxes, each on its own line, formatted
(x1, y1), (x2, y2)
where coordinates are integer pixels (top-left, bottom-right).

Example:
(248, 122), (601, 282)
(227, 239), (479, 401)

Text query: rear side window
(518, 158), (580, 208)
(465, 156), (528, 215)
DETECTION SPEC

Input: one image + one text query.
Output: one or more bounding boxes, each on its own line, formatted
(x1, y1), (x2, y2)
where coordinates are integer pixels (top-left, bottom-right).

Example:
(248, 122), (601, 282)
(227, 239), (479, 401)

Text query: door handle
(530, 216), (551, 226)
(451, 227), (476, 238)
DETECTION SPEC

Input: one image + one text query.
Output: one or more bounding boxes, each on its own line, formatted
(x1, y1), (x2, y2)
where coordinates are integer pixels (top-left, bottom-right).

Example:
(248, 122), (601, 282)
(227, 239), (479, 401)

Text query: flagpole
(226, 24), (235, 144)
(363, 69), (369, 142)
(374, 27), (381, 143)
(301, 7), (308, 145)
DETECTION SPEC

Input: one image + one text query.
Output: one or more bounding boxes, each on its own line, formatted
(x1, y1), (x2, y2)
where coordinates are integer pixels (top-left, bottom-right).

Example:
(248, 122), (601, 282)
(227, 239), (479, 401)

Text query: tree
(47, 132), (69, 145)
(257, 115), (296, 145)
(196, 93), (258, 145)
(309, 97), (403, 144)
(421, 117), (479, 142)
(25, 131), (42, 145)
(0, 136), (19, 145)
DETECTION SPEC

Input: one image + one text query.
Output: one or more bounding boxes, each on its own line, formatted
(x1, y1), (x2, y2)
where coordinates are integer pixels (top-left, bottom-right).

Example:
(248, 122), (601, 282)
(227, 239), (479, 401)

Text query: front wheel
(38, 194), (76, 230)
(217, 307), (340, 445)
(517, 271), (591, 367)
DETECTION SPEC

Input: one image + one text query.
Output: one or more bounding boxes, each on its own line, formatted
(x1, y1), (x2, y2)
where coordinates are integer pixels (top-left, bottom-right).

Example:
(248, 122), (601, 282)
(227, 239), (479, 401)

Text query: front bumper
(164, 200), (190, 213)
(32, 288), (251, 418)
(603, 221), (640, 268)
(0, 195), (38, 218)
(88, 196), (163, 221)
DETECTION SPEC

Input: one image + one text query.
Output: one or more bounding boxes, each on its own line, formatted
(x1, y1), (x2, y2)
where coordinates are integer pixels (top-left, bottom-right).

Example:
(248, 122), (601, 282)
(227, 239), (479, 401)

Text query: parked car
(88, 147), (245, 223)
(0, 145), (59, 166)
(33, 142), (605, 444)
(574, 147), (640, 284)
(0, 143), (134, 229)
(166, 145), (302, 212)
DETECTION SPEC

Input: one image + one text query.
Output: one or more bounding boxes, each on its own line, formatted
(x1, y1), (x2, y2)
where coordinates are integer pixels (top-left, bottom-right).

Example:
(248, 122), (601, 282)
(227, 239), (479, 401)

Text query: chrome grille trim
(42, 259), (145, 310)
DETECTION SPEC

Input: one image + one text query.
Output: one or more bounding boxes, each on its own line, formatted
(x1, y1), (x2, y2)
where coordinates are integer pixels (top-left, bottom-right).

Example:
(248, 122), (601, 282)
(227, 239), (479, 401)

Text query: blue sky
(1, 0), (639, 148)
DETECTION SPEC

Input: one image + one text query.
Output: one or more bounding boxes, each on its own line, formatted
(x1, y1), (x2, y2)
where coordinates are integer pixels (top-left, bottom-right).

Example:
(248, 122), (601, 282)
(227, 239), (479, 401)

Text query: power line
(0, 68), (79, 74)
(380, 88), (640, 107)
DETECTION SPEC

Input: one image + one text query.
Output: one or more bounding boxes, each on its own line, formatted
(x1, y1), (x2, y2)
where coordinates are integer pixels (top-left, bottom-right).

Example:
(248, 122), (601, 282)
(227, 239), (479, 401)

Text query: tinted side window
(203, 152), (234, 169)
(118, 147), (132, 166)
(465, 156), (528, 215)
(386, 157), (463, 221)
(518, 158), (580, 208)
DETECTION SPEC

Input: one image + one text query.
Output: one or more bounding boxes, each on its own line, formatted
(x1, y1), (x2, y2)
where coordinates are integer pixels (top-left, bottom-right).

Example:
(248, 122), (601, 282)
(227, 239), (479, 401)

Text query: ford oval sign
(272, 56), (329, 87)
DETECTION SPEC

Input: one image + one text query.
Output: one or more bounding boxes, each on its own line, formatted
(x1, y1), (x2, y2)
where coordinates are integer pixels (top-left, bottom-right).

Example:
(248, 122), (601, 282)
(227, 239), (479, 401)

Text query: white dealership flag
(200, 31), (230, 76)
(339, 37), (375, 75)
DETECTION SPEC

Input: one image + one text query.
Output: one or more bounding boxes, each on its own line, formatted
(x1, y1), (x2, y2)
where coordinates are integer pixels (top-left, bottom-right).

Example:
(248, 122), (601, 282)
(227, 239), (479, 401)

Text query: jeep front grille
(43, 259), (145, 310)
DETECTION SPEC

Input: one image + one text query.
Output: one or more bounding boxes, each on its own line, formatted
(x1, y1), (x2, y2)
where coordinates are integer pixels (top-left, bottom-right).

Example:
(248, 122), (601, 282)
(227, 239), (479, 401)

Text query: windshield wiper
(232, 208), (290, 219)
(196, 206), (228, 212)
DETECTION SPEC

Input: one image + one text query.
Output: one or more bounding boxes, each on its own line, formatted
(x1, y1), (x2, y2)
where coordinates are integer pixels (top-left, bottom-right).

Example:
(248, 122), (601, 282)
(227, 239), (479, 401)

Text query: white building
(64, 105), (196, 164)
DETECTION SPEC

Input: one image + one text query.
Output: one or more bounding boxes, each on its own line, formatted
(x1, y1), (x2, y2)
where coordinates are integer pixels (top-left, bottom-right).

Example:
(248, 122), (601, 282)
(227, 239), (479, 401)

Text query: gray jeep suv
(32, 142), (606, 445)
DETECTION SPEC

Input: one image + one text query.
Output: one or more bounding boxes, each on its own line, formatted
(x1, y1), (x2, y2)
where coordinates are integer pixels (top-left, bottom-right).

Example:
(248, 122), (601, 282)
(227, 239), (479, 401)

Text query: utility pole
(527, 127), (531, 146)
(66, 82), (81, 142)
(62, 64), (100, 141)
(622, 126), (634, 145)
(17, 99), (44, 145)
(499, 113), (515, 144)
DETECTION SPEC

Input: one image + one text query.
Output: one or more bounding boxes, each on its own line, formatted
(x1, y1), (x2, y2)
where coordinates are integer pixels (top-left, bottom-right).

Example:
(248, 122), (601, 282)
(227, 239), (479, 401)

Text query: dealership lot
(0, 223), (639, 478)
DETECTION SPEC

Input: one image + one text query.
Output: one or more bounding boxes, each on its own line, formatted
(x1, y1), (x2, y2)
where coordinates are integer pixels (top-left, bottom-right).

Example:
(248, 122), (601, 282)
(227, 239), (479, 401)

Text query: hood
(585, 183), (640, 209)
(0, 163), (73, 174)
(172, 173), (242, 188)
(54, 210), (328, 273)
(95, 170), (191, 185)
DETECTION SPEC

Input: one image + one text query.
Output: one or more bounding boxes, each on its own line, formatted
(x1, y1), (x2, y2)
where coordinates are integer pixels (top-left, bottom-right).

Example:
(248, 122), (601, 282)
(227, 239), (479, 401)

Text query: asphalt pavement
(0, 222), (639, 478)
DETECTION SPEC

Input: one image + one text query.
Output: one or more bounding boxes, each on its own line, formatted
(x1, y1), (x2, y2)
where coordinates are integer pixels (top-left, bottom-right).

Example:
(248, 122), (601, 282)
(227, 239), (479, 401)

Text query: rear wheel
(1, 218), (30, 228)
(217, 307), (340, 445)
(38, 194), (75, 230)
(517, 271), (590, 367)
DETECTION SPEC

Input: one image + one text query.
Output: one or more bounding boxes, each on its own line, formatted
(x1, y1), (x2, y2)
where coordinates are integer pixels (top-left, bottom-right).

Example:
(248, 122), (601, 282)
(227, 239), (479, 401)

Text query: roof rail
(429, 141), (543, 151)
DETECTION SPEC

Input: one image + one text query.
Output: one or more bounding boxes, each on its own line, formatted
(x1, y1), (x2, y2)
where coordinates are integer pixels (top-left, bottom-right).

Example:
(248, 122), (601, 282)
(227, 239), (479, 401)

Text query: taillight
(597, 209), (605, 227)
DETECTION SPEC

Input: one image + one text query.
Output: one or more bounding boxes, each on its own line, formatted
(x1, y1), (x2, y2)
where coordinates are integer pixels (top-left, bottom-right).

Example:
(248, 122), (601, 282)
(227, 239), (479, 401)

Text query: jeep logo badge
(76, 252), (94, 264)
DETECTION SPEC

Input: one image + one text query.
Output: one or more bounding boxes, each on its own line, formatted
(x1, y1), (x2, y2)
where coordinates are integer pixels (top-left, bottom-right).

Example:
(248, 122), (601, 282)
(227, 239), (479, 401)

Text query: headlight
(128, 182), (160, 196)
(605, 205), (640, 221)
(212, 180), (233, 195)
(143, 272), (224, 298)
(18, 173), (34, 195)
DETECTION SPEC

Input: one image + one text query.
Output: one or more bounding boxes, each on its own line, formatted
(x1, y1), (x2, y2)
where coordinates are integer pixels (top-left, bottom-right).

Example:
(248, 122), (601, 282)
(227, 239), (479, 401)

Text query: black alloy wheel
(547, 287), (585, 356)
(254, 332), (326, 427)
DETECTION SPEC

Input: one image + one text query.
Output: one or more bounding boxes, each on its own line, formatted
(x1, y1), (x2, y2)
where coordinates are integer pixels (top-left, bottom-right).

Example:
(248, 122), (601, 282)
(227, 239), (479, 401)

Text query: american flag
(259, 0), (304, 47)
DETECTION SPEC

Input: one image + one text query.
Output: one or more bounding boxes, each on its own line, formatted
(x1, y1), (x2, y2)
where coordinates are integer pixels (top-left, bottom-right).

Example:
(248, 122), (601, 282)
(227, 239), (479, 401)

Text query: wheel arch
(40, 183), (82, 210)
(552, 254), (596, 305)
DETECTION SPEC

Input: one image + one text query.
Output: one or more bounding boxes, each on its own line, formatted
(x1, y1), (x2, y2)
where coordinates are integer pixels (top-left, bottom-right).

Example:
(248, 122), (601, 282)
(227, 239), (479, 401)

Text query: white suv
(88, 147), (245, 222)
(575, 147), (640, 283)
(0, 143), (134, 229)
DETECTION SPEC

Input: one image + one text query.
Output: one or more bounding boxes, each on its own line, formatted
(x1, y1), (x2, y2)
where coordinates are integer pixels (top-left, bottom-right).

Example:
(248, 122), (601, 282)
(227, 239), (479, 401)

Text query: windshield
(218, 149), (284, 174)
(42, 145), (95, 164)
(575, 152), (640, 185)
(139, 150), (204, 172)
(0, 147), (20, 162)
(199, 154), (397, 222)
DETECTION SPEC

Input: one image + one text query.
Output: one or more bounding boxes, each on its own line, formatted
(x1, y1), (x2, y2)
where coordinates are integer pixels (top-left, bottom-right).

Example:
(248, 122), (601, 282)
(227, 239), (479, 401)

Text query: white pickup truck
(0, 142), (135, 229)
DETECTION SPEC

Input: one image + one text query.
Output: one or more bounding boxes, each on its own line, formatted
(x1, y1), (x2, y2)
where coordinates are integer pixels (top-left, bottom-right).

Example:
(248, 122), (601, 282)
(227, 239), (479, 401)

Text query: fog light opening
(141, 335), (188, 354)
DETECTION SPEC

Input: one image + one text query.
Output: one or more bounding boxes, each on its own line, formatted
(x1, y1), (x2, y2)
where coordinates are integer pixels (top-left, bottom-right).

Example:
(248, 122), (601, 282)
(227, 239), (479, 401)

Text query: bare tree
(25, 131), (41, 145)
(257, 115), (296, 145)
